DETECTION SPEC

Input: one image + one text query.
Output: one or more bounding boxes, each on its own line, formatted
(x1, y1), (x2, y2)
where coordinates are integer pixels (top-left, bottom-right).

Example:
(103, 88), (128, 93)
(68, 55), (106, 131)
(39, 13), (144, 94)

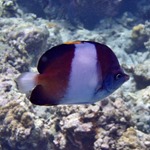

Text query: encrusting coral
(1, 98), (150, 150)
(128, 21), (150, 52)
(0, 101), (54, 150)
(0, 1), (150, 149)
(0, 0), (22, 17)
(117, 127), (150, 149)
(131, 24), (145, 39)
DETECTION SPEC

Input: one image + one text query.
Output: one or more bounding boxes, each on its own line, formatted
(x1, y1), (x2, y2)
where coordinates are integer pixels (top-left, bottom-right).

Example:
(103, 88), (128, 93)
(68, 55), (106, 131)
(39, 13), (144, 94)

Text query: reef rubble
(0, 0), (150, 150)
(1, 98), (150, 150)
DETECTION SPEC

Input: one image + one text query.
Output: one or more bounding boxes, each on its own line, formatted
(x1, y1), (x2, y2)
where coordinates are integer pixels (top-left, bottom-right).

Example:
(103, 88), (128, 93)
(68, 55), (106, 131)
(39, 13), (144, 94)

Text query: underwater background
(0, 0), (150, 149)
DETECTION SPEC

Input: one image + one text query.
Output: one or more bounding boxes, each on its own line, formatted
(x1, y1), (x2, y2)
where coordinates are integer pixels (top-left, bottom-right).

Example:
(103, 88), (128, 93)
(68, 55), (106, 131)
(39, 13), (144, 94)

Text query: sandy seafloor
(0, 0), (150, 150)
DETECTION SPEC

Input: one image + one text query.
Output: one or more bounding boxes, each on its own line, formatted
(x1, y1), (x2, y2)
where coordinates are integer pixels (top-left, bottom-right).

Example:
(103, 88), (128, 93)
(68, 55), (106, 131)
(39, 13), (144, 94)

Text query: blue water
(17, 0), (149, 29)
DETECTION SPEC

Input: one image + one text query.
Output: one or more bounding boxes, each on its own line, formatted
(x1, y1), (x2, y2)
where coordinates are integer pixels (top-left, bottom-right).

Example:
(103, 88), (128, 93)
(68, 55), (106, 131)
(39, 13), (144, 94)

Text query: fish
(16, 41), (129, 105)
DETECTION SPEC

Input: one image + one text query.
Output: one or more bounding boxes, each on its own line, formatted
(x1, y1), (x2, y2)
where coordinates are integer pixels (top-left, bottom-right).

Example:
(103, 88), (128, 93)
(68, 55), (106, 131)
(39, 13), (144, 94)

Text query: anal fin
(30, 85), (59, 106)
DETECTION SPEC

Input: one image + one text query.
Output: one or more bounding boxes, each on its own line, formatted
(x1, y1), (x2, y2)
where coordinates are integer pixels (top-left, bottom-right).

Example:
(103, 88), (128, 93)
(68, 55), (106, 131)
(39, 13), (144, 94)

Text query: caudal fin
(16, 72), (37, 94)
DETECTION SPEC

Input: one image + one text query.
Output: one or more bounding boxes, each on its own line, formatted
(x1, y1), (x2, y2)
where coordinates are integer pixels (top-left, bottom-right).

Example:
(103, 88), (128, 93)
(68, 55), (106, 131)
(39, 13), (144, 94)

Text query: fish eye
(115, 73), (122, 80)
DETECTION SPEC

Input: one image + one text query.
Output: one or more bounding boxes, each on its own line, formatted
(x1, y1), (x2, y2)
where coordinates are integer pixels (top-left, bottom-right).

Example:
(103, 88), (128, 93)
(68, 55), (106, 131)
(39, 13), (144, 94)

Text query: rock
(122, 86), (150, 134)
(131, 24), (145, 40)
(7, 20), (49, 65)
(45, 98), (134, 150)
(0, 2), (149, 149)
(0, 101), (53, 150)
(126, 21), (150, 53)
(117, 127), (150, 150)
(132, 60), (150, 89)
(0, 0), (22, 17)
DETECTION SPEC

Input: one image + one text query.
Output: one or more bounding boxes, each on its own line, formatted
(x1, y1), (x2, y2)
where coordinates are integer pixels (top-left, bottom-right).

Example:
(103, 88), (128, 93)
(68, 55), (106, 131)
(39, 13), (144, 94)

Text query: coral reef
(0, 0), (150, 149)
(1, 98), (150, 150)
(7, 22), (49, 64)
(122, 85), (150, 134)
(131, 23), (149, 50)
(0, 16), (50, 68)
(132, 60), (150, 89)
(131, 24), (145, 39)
(16, 0), (46, 18)
(125, 21), (150, 53)
(0, 101), (53, 150)
(144, 21), (150, 50)
(117, 127), (150, 149)
(0, 0), (22, 17)
(16, 0), (124, 29)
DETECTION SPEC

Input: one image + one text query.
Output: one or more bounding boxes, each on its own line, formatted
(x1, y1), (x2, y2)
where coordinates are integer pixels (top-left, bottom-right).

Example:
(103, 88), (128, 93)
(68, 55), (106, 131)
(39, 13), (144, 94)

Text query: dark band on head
(38, 44), (75, 74)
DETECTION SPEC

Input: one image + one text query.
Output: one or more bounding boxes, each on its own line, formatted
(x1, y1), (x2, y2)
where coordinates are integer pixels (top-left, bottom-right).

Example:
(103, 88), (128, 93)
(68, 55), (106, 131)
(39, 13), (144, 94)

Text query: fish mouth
(124, 74), (129, 81)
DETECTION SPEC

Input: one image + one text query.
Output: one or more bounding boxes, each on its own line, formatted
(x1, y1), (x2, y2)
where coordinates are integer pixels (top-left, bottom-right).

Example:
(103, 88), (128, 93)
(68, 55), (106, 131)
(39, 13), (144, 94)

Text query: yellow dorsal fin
(64, 41), (81, 45)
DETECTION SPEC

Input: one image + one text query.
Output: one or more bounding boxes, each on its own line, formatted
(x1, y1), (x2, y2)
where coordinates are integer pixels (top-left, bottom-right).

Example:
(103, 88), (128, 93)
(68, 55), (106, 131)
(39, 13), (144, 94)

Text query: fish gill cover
(0, 0), (150, 150)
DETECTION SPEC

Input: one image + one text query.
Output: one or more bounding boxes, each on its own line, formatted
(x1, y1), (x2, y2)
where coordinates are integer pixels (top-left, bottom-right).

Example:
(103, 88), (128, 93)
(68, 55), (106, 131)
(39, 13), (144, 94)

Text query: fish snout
(124, 74), (129, 81)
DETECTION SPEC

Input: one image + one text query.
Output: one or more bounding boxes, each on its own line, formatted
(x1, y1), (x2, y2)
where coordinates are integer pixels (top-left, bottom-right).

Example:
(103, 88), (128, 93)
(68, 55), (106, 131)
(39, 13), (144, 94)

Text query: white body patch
(63, 42), (99, 104)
